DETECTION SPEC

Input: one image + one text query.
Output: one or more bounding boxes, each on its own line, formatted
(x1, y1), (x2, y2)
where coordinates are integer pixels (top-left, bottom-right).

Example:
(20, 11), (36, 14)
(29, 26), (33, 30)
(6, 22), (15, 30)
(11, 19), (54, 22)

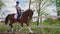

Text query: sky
(14, 0), (29, 9)
(0, 0), (29, 18)
(1, 0), (57, 17)
(15, 0), (28, 7)
(0, 0), (57, 22)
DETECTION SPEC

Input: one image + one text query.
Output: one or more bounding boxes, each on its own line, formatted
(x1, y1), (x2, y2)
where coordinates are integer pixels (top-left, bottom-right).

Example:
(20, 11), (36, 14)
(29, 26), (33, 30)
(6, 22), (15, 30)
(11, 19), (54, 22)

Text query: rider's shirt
(16, 5), (21, 13)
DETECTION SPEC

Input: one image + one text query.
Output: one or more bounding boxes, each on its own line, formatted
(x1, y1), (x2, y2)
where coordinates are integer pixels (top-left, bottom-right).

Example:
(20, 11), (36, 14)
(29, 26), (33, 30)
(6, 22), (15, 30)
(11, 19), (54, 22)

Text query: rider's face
(16, 3), (19, 5)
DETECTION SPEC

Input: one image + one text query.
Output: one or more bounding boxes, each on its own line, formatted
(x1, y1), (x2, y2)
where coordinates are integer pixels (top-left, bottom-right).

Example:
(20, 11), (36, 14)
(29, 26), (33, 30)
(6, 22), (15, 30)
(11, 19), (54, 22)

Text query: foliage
(42, 28), (60, 34)
(43, 18), (60, 26)
(31, 0), (56, 25)
(31, 0), (55, 16)
(0, 0), (4, 10)
(41, 18), (60, 34)
(56, 0), (60, 21)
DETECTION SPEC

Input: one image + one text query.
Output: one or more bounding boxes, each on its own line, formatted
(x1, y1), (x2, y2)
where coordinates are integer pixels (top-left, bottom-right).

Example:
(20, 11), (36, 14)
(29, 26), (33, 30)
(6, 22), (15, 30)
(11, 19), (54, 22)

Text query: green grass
(0, 18), (60, 34)
(42, 28), (60, 34)
(0, 26), (8, 31)
(0, 22), (40, 32)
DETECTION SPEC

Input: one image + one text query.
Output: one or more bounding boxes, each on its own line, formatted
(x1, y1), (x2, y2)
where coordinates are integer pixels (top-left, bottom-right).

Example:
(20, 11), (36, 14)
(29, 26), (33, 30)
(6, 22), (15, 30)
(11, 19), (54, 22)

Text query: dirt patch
(0, 32), (40, 34)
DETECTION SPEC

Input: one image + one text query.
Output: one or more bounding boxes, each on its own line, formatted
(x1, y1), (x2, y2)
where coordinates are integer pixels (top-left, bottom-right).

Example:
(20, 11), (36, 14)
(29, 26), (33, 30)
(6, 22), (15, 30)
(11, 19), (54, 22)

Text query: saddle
(14, 12), (23, 19)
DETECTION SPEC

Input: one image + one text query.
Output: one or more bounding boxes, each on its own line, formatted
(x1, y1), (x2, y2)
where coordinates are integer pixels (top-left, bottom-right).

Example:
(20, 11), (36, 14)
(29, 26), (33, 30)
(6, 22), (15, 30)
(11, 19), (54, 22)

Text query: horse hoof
(18, 30), (21, 32)
(29, 32), (34, 34)
(7, 30), (10, 32)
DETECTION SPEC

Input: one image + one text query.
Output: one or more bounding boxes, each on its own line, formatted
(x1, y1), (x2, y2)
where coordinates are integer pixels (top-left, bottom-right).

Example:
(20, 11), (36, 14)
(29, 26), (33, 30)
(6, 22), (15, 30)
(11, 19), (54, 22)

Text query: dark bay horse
(5, 9), (34, 33)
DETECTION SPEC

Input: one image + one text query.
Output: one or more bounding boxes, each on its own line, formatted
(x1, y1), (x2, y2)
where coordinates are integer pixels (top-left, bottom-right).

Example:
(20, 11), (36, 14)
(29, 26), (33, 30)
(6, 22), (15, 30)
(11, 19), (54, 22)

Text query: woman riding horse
(5, 9), (34, 33)
(16, 1), (23, 19)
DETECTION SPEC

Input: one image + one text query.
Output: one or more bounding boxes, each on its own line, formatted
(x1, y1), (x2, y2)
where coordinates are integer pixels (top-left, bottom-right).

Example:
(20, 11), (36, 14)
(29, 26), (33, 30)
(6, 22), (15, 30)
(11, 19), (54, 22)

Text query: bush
(43, 18), (60, 26)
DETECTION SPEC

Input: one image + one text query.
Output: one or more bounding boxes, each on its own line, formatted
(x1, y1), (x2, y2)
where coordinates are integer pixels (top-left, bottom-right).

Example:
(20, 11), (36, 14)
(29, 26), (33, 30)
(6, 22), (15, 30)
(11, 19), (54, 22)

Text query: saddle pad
(14, 11), (24, 19)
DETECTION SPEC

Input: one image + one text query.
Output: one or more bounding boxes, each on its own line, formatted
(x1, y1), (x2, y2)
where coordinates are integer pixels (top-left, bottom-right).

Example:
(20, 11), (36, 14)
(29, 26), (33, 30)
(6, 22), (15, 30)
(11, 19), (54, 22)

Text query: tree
(0, 0), (5, 18)
(56, 0), (60, 21)
(31, 0), (55, 25)
(0, 0), (4, 10)
(29, 0), (31, 9)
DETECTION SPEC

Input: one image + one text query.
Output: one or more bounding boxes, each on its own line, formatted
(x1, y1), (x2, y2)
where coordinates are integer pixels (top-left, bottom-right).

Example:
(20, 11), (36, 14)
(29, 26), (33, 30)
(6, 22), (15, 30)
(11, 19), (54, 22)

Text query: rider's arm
(19, 8), (24, 11)
(21, 9), (24, 11)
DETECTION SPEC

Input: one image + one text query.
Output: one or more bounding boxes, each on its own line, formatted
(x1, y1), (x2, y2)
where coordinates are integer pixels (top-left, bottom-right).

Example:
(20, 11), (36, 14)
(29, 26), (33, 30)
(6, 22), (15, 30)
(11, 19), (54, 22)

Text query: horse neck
(23, 9), (33, 18)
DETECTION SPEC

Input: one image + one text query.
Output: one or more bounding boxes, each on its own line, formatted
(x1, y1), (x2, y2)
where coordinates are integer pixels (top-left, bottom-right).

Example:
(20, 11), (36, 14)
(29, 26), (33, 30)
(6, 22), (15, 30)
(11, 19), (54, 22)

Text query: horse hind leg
(8, 24), (14, 32)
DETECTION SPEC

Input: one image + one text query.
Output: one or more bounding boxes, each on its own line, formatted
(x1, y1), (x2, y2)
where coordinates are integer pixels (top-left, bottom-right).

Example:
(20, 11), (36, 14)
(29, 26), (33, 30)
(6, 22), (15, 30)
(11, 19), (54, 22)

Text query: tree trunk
(29, 0), (31, 9)
(37, 0), (41, 26)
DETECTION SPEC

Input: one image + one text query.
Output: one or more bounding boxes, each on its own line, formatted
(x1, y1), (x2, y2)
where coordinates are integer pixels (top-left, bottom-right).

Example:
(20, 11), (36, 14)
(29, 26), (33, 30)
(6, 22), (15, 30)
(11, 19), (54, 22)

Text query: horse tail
(5, 14), (10, 25)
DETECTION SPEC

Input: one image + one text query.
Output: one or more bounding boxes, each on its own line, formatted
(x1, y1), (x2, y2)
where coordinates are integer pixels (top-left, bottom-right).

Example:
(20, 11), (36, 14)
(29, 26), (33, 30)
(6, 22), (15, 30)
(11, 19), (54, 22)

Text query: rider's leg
(17, 13), (21, 19)
(17, 14), (19, 19)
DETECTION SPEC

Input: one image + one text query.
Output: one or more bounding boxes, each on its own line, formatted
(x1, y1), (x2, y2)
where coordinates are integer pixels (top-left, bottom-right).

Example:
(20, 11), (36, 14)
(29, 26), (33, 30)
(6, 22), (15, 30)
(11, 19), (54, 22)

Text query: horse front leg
(18, 23), (23, 31)
(27, 23), (33, 33)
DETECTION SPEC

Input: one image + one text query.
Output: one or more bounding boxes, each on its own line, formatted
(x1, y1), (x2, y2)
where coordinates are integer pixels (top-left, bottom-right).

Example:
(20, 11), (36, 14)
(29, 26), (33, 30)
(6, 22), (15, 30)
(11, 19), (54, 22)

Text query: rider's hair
(16, 1), (19, 3)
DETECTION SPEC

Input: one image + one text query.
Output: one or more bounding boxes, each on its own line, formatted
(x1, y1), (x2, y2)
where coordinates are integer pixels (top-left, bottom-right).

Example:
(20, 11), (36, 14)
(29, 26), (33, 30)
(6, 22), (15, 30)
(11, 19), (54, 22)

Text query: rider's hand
(21, 10), (24, 11)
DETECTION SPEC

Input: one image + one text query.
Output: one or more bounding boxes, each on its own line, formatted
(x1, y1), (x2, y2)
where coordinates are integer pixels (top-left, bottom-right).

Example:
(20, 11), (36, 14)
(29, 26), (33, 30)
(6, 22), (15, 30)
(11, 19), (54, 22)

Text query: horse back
(7, 14), (15, 19)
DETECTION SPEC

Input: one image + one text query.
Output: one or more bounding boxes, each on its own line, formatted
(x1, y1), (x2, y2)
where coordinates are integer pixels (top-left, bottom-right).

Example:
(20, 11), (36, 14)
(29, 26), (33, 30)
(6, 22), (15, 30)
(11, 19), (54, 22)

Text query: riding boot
(17, 14), (21, 19)
(17, 15), (19, 20)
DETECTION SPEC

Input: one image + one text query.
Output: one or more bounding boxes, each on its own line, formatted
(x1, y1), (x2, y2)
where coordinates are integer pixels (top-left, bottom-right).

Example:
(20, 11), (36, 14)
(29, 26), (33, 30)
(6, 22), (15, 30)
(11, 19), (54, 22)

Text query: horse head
(24, 9), (34, 20)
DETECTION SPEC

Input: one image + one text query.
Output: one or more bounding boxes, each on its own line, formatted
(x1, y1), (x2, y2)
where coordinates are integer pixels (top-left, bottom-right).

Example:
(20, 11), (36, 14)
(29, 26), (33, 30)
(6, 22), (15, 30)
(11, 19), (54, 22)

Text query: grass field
(0, 22), (40, 33)
(0, 18), (60, 34)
